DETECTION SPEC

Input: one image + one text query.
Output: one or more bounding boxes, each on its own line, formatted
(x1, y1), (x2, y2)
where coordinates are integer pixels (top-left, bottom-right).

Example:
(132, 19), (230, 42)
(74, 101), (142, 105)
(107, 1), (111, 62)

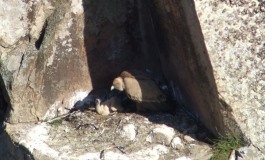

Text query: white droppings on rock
(47, 46), (56, 66)
(43, 90), (89, 120)
(146, 124), (175, 145)
(119, 124), (137, 141)
(68, 90), (90, 108)
(171, 137), (184, 150)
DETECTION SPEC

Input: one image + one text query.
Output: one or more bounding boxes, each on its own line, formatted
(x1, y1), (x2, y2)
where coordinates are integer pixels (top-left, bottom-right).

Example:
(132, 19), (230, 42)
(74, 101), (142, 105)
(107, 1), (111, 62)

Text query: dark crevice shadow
(83, 0), (164, 90)
(0, 75), (11, 129)
(0, 65), (34, 160)
(0, 130), (35, 160)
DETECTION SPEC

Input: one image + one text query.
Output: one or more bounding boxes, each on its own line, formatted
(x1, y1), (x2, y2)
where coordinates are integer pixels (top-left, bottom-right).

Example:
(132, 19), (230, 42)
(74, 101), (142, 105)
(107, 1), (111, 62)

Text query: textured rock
(0, 0), (28, 47)
(0, 131), (34, 160)
(189, 144), (213, 160)
(5, 112), (210, 160)
(146, 124), (175, 146)
(194, 0), (265, 155)
(152, 0), (228, 137)
(152, 0), (265, 157)
(118, 124), (137, 141)
(171, 137), (184, 150)
(0, 0), (92, 123)
(183, 135), (195, 143)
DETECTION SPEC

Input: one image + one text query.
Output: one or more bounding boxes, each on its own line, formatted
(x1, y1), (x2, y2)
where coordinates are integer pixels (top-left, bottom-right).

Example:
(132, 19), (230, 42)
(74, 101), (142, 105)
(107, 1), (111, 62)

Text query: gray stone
(146, 124), (175, 146)
(0, 0), (28, 47)
(118, 124), (137, 141)
(184, 135), (195, 143)
(171, 136), (184, 150)
(189, 144), (213, 160)
(5, 113), (191, 160)
(194, 0), (265, 155)
(152, 0), (265, 157)
(0, 0), (92, 123)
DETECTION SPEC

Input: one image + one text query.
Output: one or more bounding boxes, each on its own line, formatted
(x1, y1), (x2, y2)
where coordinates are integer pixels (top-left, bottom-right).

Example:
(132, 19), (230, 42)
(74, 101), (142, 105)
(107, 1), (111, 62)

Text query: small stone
(119, 124), (137, 141)
(184, 135), (195, 142)
(152, 144), (169, 154)
(189, 144), (213, 160)
(171, 137), (184, 150)
(146, 124), (175, 146)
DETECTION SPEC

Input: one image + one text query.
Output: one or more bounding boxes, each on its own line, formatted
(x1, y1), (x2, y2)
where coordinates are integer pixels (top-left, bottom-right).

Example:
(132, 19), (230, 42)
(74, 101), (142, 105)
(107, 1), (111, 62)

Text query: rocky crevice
(0, 0), (264, 159)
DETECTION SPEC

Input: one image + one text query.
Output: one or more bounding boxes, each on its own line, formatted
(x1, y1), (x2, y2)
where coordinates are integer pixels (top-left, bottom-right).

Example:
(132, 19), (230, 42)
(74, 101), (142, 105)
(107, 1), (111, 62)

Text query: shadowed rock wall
(83, 0), (164, 89)
(149, 0), (230, 136)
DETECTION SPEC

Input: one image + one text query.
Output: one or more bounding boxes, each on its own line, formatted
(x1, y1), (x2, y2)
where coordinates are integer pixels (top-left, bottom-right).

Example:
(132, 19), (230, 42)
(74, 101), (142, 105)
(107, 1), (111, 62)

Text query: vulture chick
(95, 96), (123, 116)
(111, 70), (173, 113)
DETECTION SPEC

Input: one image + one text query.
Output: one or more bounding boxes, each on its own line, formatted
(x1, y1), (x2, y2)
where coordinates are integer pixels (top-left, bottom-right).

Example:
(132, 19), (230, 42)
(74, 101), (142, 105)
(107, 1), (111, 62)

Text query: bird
(111, 70), (174, 113)
(95, 96), (124, 116)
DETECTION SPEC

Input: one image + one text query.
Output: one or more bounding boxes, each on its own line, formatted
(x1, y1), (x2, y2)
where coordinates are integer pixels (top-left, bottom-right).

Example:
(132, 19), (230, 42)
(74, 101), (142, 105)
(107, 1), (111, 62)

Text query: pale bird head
(111, 77), (124, 91)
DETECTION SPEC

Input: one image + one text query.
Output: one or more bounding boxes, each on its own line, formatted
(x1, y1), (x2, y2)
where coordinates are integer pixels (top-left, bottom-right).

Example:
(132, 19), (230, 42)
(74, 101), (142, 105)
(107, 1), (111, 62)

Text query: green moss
(49, 119), (63, 126)
(210, 135), (244, 160)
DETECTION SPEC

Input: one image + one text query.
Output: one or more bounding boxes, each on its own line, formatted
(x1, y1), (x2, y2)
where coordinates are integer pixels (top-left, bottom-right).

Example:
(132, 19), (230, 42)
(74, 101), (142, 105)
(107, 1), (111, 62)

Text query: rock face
(5, 111), (213, 160)
(152, 0), (265, 157)
(0, 0), (92, 123)
(194, 0), (265, 154)
(0, 0), (264, 159)
(151, 0), (228, 136)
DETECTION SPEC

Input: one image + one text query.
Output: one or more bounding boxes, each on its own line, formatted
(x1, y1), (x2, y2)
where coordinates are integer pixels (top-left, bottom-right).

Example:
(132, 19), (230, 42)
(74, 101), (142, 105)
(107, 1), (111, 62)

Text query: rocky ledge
(5, 108), (213, 160)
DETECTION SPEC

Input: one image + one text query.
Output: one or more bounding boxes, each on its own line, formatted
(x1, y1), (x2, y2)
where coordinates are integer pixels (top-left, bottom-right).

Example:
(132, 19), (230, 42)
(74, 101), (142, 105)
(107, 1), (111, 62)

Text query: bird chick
(95, 96), (123, 115)
(95, 99), (110, 116)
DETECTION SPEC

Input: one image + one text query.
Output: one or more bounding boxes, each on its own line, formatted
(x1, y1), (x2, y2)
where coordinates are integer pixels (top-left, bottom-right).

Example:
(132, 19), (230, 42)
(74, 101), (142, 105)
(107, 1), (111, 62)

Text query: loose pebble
(119, 124), (137, 141)
(171, 137), (184, 150)
(184, 135), (195, 142)
(146, 124), (175, 145)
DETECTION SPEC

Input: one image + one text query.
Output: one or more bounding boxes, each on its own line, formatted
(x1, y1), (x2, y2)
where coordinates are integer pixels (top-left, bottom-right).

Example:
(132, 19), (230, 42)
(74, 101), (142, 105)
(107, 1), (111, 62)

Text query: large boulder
(151, 0), (264, 157)
(0, 0), (92, 123)
(194, 0), (265, 153)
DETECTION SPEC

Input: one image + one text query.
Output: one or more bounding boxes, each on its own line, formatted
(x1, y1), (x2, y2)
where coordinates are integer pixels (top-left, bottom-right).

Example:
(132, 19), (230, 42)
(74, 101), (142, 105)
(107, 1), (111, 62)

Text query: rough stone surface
(194, 0), (265, 157)
(189, 144), (213, 160)
(0, 0), (92, 123)
(152, 0), (228, 137)
(5, 111), (213, 160)
(0, 131), (34, 160)
(171, 137), (184, 150)
(1, 0), (263, 159)
(184, 135), (195, 143)
(118, 124), (137, 141)
(146, 124), (175, 146)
